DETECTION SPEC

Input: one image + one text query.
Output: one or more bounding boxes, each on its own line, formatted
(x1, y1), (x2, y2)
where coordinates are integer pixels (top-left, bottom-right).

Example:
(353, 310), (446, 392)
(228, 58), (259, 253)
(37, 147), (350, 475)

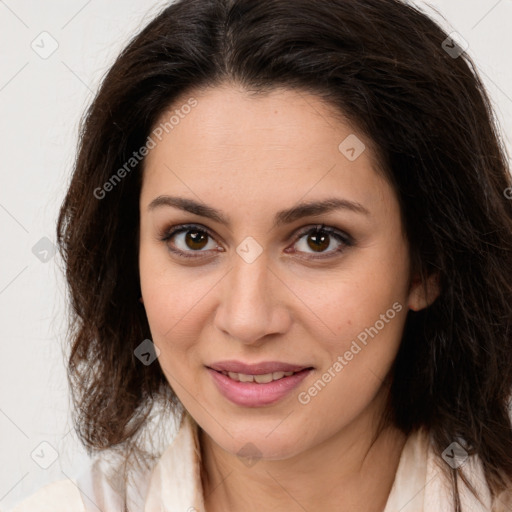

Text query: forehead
(140, 85), (392, 218)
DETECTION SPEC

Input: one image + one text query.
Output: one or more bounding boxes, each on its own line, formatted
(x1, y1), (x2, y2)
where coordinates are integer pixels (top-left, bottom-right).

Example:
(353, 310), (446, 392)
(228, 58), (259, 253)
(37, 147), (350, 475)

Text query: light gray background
(1, 0), (511, 509)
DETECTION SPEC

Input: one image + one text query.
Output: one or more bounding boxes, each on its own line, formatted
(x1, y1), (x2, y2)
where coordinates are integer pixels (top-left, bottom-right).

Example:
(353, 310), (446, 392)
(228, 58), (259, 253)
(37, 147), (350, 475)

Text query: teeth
(254, 373), (273, 384)
(221, 370), (298, 383)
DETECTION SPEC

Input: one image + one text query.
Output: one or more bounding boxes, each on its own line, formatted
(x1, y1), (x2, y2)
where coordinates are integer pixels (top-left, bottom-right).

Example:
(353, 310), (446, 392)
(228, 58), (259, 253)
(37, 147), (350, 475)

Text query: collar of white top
(143, 412), (495, 512)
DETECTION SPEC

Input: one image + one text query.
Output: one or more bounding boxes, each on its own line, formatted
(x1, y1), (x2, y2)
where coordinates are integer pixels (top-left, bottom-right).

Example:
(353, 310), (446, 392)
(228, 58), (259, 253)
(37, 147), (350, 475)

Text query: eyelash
(158, 223), (354, 261)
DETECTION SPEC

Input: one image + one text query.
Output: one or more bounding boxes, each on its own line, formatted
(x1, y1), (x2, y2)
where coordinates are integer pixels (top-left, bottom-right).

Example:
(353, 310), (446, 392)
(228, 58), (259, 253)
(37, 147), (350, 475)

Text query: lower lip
(207, 367), (313, 407)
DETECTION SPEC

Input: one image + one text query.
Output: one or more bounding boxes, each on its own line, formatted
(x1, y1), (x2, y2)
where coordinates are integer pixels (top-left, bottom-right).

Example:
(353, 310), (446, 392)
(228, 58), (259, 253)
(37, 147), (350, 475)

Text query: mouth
(205, 361), (314, 407)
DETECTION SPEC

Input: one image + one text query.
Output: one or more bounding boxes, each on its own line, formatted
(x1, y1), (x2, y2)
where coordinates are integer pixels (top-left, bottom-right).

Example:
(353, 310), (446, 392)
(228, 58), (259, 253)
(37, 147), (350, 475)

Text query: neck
(199, 392), (407, 512)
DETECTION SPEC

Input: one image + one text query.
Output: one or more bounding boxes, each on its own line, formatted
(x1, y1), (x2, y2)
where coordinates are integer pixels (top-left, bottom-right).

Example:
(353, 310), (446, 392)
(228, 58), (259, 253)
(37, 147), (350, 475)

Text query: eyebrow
(147, 195), (370, 228)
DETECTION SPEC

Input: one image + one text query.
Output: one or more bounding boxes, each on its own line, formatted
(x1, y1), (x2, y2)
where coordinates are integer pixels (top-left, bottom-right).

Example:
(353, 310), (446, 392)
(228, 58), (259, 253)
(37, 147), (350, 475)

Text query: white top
(8, 411), (512, 512)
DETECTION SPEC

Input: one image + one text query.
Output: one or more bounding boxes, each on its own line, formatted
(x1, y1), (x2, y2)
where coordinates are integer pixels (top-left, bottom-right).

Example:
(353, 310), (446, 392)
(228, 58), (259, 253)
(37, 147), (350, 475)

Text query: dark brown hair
(56, 0), (512, 509)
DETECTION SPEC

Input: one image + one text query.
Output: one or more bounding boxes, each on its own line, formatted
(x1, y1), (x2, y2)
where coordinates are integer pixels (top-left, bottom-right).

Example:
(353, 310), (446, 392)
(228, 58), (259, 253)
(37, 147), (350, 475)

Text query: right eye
(159, 223), (222, 258)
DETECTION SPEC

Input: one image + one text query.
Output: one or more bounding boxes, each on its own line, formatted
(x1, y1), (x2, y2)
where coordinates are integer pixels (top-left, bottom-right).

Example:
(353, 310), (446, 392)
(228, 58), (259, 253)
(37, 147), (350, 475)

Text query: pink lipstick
(206, 360), (313, 407)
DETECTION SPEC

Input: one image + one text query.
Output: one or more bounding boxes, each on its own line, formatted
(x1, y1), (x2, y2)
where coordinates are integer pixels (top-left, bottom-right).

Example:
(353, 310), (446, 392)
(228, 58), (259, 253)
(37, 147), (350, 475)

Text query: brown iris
(185, 229), (209, 250)
(307, 229), (330, 252)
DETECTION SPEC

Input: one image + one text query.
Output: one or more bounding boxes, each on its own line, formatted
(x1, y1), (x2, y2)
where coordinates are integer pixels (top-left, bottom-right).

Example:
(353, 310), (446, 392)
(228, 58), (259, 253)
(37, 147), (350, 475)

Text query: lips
(207, 364), (314, 407)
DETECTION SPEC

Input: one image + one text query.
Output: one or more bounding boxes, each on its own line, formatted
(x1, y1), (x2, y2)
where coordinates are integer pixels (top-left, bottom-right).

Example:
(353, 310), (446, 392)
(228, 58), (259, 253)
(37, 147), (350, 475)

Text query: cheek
(140, 277), (206, 386)
(296, 279), (408, 428)
(139, 244), (205, 348)
(303, 246), (410, 350)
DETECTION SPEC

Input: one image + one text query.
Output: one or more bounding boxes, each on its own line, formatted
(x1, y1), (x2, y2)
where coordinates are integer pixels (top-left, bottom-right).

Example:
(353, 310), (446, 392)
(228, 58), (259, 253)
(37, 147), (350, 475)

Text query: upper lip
(207, 360), (312, 375)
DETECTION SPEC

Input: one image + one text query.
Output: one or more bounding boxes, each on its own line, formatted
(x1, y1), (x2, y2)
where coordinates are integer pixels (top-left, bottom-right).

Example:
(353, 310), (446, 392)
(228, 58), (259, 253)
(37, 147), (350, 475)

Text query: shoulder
(7, 479), (85, 512)
(386, 427), (512, 512)
(494, 486), (512, 512)
(8, 407), (185, 512)
(7, 453), (148, 512)
(422, 431), (512, 512)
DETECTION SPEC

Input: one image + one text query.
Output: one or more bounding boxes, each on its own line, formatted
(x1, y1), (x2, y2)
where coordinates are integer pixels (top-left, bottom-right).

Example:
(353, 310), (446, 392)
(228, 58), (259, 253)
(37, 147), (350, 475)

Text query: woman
(10, 0), (512, 511)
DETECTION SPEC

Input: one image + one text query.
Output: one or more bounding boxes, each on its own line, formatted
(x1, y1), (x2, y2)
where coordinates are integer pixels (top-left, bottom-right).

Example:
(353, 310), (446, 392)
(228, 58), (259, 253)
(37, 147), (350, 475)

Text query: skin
(138, 83), (439, 512)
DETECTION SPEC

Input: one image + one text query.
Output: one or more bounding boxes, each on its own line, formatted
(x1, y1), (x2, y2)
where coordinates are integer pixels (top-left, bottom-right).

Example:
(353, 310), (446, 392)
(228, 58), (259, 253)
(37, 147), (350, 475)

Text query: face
(139, 84), (426, 460)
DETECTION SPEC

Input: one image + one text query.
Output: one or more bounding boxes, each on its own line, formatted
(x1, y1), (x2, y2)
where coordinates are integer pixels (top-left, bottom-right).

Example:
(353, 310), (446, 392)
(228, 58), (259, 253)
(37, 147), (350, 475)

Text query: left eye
(160, 224), (352, 259)
(290, 225), (351, 257)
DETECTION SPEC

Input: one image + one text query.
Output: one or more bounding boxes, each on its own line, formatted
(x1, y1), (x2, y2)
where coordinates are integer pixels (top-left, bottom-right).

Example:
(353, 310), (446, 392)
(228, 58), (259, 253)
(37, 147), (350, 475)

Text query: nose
(213, 251), (292, 346)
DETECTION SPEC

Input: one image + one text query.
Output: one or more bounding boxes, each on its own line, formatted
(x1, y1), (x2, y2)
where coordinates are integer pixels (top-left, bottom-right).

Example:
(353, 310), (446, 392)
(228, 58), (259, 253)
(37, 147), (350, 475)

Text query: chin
(208, 419), (310, 461)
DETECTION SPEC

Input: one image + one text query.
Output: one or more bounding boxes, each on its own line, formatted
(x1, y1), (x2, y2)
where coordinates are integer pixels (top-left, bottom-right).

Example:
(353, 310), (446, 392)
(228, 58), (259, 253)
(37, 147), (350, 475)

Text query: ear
(407, 271), (440, 311)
